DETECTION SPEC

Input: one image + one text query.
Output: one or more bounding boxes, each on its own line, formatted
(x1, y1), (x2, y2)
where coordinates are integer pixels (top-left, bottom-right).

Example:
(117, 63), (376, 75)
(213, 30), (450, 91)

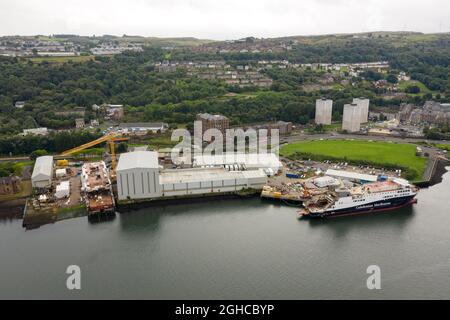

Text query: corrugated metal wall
(117, 168), (161, 200)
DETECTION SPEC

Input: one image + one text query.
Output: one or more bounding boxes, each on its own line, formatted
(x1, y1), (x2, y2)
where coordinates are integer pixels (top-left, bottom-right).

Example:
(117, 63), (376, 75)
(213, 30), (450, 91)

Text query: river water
(0, 168), (449, 300)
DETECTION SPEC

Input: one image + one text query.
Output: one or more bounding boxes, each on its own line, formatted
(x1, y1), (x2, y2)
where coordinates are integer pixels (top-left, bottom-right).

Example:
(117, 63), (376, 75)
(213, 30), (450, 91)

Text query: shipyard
(3, 0), (450, 304)
(18, 123), (440, 228)
(16, 103), (449, 228)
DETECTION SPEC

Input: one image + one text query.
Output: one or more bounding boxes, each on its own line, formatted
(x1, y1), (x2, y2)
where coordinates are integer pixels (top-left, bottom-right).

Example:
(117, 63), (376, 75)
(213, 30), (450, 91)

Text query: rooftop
(160, 167), (266, 184)
(116, 151), (160, 171)
(31, 156), (53, 180)
(197, 113), (229, 121)
(194, 153), (282, 170)
(326, 169), (378, 182)
(119, 122), (168, 129)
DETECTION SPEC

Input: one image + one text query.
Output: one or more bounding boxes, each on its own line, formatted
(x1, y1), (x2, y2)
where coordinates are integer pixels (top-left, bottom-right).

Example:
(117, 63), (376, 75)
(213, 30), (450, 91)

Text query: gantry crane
(60, 133), (129, 178)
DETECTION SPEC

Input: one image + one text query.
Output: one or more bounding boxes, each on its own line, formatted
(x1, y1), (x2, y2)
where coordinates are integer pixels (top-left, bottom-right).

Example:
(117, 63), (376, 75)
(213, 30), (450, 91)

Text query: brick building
(196, 113), (230, 135)
(0, 176), (21, 195)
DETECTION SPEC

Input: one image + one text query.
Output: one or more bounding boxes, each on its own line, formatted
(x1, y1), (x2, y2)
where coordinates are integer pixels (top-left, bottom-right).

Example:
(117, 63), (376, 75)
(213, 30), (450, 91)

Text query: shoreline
(429, 158), (450, 186)
(1, 159), (449, 220)
(0, 199), (26, 219)
(116, 192), (259, 213)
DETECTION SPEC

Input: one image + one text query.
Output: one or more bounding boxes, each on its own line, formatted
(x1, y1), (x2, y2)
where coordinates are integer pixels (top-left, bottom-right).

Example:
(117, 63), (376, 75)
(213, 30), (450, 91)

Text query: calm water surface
(0, 169), (449, 299)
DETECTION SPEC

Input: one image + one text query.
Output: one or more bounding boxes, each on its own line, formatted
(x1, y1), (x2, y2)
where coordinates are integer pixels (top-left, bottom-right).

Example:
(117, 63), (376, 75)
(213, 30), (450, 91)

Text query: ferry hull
(304, 195), (417, 219)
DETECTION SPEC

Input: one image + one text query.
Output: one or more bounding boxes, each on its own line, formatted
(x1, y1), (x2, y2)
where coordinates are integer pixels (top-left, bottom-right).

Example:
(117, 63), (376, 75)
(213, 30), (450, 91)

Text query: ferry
(298, 178), (419, 219)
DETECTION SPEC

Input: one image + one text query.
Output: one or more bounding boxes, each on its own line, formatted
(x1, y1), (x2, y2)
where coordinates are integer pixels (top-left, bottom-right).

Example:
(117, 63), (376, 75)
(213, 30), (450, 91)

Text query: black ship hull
(305, 195), (417, 219)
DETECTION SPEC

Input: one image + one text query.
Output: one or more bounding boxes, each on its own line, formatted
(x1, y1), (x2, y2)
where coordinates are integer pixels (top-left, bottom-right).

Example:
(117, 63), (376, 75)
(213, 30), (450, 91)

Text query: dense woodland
(0, 33), (449, 155)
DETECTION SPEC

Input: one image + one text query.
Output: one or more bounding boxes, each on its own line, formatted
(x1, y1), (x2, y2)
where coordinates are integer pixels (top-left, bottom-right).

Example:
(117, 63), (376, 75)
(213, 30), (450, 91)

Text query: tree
(362, 70), (383, 81)
(406, 86), (420, 94)
(386, 74), (398, 84)
(116, 142), (128, 154)
(30, 149), (48, 161)
(313, 124), (325, 133)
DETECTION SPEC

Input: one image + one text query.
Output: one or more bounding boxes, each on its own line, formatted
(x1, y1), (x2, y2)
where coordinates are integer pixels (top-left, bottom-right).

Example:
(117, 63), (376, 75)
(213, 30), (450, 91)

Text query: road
(0, 155), (76, 163)
(0, 156), (30, 163)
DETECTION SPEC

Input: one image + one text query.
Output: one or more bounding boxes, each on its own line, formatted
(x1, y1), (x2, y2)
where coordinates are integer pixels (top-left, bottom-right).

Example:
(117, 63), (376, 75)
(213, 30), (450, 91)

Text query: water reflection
(118, 209), (162, 234)
(305, 205), (415, 238)
(0, 205), (23, 222)
(0, 214), (20, 225)
(88, 212), (116, 224)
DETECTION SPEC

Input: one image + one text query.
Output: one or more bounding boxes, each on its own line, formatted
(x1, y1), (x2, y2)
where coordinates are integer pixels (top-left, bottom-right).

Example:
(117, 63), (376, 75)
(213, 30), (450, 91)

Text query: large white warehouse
(193, 153), (283, 173)
(160, 167), (267, 198)
(31, 156), (54, 189)
(116, 151), (268, 201)
(116, 151), (161, 201)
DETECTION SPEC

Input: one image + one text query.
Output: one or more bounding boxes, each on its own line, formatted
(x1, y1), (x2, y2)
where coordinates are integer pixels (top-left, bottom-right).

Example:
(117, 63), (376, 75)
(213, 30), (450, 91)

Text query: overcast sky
(0, 0), (448, 39)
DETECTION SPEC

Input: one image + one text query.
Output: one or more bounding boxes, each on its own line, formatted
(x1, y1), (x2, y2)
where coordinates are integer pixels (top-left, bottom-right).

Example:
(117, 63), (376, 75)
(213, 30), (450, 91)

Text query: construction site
(23, 134), (127, 227)
(22, 128), (421, 227)
(23, 132), (282, 227)
(261, 157), (402, 205)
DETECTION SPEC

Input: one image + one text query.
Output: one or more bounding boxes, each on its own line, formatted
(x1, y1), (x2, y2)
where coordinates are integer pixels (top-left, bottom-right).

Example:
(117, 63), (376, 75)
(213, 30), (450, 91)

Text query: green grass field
(26, 55), (95, 64)
(280, 140), (427, 180)
(398, 80), (433, 95)
(146, 135), (178, 149)
(435, 144), (450, 151)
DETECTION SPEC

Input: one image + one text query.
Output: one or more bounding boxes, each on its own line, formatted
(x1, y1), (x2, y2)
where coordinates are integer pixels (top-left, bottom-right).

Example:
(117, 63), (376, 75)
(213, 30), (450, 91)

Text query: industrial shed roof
(116, 151), (159, 171)
(119, 122), (168, 129)
(326, 169), (378, 182)
(193, 153), (282, 172)
(31, 156), (53, 180)
(160, 167), (267, 185)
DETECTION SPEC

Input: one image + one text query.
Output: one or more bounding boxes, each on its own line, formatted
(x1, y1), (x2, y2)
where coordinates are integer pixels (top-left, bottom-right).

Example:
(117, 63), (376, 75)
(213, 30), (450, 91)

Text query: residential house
(75, 118), (85, 129)
(22, 128), (49, 136)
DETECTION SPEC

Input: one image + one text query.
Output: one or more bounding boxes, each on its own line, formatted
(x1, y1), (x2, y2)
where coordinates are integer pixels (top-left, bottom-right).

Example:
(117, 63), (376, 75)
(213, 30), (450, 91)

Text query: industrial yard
(19, 125), (444, 228)
(280, 139), (427, 181)
(116, 151), (272, 203)
(22, 132), (284, 227)
(24, 160), (85, 227)
(261, 156), (403, 204)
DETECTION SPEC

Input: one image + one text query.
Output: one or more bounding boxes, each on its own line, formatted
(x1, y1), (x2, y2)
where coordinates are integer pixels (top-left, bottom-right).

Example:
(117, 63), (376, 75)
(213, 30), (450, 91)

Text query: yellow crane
(60, 133), (129, 178)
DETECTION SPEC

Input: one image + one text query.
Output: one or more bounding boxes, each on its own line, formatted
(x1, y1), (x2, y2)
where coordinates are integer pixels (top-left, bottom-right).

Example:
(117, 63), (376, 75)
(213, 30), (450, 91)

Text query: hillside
(0, 31), (448, 144)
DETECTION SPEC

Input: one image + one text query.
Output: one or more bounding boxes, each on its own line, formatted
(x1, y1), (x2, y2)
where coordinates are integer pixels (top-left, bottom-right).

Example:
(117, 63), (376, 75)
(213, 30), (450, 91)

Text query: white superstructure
(317, 179), (417, 214)
(300, 177), (418, 218)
